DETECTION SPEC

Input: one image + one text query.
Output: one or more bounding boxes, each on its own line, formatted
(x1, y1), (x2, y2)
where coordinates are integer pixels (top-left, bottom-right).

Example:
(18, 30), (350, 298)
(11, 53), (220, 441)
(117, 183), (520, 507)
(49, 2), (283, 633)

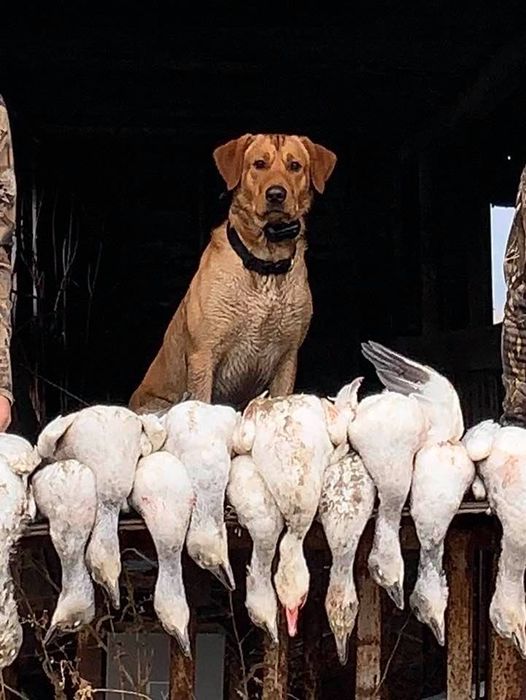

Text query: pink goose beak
(285, 607), (299, 637)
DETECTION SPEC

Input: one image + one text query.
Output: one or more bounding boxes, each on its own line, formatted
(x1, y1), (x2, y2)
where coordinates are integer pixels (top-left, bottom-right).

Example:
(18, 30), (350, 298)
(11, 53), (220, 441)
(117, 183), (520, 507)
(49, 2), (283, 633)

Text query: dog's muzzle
(264, 220), (301, 243)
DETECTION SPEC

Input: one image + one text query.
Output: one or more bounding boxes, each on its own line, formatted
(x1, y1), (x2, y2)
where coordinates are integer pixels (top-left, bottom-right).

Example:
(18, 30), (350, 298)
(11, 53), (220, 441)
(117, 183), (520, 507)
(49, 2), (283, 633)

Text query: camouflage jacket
(0, 97), (15, 404)
(501, 165), (526, 425)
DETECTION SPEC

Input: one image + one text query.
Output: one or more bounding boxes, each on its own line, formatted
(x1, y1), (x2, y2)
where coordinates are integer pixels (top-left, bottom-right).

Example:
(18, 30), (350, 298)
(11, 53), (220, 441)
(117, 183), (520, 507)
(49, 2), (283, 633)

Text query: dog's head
(213, 134), (336, 227)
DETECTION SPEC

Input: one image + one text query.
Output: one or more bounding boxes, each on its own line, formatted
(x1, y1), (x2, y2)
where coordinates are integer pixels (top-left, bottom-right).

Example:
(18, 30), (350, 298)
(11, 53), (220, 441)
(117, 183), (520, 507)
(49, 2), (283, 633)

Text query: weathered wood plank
(446, 529), (473, 700)
(488, 523), (525, 700)
(355, 523), (383, 699)
(488, 630), (524, 700)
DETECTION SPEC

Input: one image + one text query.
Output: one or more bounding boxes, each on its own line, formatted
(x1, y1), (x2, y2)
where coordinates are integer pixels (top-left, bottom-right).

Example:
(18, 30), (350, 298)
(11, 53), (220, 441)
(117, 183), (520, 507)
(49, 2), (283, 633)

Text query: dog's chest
(234, 275), (307, 344)
(213, 275), (311, 405)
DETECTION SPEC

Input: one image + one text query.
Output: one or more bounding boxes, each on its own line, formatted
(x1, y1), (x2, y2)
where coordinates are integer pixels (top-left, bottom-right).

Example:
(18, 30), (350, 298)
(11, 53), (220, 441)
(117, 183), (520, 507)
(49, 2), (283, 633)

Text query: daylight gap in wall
(490, 204), (514, 324)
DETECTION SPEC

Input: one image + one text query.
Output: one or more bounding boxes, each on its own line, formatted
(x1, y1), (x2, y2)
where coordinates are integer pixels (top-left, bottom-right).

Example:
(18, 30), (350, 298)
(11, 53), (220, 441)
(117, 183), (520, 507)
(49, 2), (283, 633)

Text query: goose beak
(103, 581), (121, 610)
(430, 618), (445, 647)
(264, 620), (279, 645)
(174, 628), (192, 658)
(285, 607), (299, 637)
(385, 582), (404, 610)
(210, 564), (236, 591)
(334, 634), (349, 666)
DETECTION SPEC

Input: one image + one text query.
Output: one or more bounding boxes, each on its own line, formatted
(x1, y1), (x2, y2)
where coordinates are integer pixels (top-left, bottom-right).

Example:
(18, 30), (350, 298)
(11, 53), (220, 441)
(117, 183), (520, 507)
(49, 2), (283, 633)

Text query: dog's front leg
(269, 350), (298, 397)
(187, 351), (214, 402)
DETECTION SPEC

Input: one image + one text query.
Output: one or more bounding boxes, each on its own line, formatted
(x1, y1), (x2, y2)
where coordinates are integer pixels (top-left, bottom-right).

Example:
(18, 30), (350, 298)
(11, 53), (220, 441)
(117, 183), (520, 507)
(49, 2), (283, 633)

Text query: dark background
(1, 2), (525, 431)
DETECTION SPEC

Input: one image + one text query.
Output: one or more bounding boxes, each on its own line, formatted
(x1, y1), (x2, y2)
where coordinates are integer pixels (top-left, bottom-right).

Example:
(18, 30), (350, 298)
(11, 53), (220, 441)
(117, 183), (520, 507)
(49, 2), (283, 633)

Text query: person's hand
(0, 395), (12, 431)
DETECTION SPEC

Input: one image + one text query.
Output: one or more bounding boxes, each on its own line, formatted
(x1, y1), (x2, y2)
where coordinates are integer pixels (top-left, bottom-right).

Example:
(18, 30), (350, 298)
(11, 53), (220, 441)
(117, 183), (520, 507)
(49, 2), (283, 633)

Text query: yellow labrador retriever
(129, 133), (336, 413)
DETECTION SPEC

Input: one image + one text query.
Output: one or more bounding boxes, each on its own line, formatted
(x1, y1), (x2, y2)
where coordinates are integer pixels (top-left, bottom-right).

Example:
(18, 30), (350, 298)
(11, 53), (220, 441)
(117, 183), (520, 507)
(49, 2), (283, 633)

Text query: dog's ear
(300, 137), (337, 194)
(213, 134), (254, 191)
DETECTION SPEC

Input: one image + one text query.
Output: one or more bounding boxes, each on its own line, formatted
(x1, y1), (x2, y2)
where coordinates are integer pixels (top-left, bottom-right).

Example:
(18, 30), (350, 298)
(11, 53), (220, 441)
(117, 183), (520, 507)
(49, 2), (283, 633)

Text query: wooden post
(262, 609), (288, 700)
(355, 523), (383, 700)
(170, 614), (196, 700)
(487, 522), (525, 700)
(488, 631), (524, 699)
(446, 528), (474, 700)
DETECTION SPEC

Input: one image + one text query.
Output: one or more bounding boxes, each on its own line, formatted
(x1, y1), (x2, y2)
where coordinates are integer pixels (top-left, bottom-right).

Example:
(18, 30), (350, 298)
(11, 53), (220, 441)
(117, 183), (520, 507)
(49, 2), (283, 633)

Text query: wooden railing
(12, 501), (526, 700)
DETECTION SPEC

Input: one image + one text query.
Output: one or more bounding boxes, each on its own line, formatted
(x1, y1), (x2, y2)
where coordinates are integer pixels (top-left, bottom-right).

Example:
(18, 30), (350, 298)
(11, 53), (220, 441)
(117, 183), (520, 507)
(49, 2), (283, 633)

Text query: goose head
(274, 537), (309, 637)
(246, 570), (278, 644)
(368, 547), (404, 610)
(409, 572), (447, 646)
(325, 580), (359, 665)
(45, 593), (95, 645)
(155, 593), (191, 657)
(186, 524), (235, 591)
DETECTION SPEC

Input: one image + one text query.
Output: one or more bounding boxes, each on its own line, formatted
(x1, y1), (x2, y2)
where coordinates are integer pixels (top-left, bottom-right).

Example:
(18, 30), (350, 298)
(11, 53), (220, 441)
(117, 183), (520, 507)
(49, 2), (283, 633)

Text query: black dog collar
(227, 223), (293, 275)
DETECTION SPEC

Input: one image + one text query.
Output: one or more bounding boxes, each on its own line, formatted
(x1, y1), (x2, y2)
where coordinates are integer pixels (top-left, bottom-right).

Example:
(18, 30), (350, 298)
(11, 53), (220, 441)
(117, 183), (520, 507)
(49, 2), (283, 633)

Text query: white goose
(227, 454), (284, 643)
(131, 451), (194, 655)
(346, 359), (427, 608)
(163, 400), (238, 591)
(233, 390), (346, 637)
(0, 433), (40, 478)
(362, 341), (474, 643)
(32, 459), (97, 643)
(463, 420), (526, 657)
(319, 444), (376, 664)
(0, 457), (34, 668)
(37, 405), (165, 608)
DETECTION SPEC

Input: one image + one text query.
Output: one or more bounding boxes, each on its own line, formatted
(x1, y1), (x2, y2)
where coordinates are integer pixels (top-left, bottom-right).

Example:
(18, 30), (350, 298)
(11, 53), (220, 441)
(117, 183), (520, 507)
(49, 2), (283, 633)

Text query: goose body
(32, 459), (97, 642)
(163, 400), (239, 591)
(234, 393), (335, 636)
(319, 446), (375, 663)
(0, 433), (40, 477)
(464, 422), (526, 656)
(37, 405), (165, 608)
(227, 454), (284, 643)
(0, 458), (33, 667)
(131, 451), (194, 655)
(347, 390), (426, 609)
(361, 341), (473, 641)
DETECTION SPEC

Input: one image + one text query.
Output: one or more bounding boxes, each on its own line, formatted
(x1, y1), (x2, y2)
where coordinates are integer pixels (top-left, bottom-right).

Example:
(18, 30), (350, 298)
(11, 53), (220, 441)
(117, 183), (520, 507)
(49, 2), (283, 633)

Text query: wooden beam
(22, 501), (494, 544)
(446, 529), (474, 700)
(262, 610), (288, 700)
(355, 523), (383, 699)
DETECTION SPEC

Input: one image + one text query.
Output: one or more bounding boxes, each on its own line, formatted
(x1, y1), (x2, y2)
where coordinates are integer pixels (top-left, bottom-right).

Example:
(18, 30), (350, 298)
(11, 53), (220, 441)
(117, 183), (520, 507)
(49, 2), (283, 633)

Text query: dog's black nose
(265, 185), (287, 203)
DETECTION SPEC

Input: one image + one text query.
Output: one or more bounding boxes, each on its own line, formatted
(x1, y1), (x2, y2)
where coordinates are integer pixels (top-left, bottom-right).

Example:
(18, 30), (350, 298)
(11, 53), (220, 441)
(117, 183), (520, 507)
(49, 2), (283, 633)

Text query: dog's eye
(289, 160), (302, 172)
(253, 159), (267, 170)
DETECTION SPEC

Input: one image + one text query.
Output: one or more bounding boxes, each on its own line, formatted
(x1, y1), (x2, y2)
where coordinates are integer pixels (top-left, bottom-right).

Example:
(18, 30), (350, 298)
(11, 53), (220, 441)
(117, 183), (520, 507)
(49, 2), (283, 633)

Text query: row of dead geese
(0, 341), (522, 669)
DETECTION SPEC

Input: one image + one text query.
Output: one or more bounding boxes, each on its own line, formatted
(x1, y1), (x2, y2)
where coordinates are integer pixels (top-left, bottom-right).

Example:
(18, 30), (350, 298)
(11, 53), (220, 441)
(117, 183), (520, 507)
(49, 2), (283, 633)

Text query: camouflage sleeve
(0, 96), (16, 404)
(501, 166), (526, 426)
